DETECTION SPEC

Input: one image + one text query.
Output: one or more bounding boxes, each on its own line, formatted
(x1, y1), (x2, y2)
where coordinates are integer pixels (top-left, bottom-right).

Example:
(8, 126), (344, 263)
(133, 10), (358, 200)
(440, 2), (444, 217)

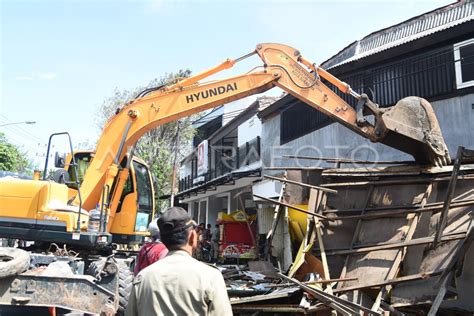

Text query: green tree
(96, 70), (196, 211)
(0, 132), (32, 174)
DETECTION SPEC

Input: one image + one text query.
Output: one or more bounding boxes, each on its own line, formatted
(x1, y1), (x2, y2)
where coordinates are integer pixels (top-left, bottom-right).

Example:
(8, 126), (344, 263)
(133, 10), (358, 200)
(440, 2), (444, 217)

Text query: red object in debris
(48, 306), (56, 316)
(220, 221), (257, 259)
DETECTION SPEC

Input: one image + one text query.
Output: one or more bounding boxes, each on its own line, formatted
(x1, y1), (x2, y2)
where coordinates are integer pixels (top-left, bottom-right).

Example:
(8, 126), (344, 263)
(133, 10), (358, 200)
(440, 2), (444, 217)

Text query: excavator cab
(63, 151), (155, 245)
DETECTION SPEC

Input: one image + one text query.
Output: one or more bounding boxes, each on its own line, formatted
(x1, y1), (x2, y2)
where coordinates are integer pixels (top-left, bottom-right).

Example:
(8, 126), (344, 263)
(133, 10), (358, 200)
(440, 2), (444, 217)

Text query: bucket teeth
(445, 153), (452, 165)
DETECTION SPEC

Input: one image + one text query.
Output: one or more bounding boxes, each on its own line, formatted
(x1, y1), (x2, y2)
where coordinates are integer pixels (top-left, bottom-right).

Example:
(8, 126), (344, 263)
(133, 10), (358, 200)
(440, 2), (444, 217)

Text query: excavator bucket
(379, 96), (451, 167)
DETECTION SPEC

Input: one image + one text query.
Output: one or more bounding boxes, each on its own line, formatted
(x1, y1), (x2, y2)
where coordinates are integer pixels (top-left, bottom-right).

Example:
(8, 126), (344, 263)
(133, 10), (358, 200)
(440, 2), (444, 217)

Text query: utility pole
(170, 121), (181, 207)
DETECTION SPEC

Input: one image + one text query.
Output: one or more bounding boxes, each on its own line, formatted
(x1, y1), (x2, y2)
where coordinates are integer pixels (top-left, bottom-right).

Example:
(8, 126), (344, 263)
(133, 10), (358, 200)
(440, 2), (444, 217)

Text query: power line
(0, 114), (43, 143)
(3, 134), (39, 152)
(0, 123), (45, 145)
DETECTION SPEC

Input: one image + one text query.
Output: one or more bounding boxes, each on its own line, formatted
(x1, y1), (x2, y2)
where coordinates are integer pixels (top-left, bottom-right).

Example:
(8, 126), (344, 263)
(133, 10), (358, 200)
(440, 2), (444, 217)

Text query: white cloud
(14, 72), (57, 81)
(14, 75), (34, 81)
(148, 0), (165, 11)
(38, 72), (57, 80)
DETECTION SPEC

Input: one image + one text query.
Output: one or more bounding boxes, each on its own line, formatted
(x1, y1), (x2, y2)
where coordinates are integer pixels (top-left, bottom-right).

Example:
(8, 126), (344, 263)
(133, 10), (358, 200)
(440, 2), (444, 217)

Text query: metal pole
(433, 146), (464, 247)
(170, 121), (181, 207)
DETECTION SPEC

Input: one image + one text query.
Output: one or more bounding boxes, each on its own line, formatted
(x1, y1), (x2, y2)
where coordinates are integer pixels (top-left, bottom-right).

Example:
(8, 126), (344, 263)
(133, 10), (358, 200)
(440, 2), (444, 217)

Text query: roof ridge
(322, 1), (473, 69)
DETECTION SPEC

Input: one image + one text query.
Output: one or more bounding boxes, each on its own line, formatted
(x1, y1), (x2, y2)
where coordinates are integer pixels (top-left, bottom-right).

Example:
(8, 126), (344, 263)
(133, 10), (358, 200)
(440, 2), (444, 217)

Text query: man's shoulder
(196, 261), (224, 279)
(133, 273), (143, 285)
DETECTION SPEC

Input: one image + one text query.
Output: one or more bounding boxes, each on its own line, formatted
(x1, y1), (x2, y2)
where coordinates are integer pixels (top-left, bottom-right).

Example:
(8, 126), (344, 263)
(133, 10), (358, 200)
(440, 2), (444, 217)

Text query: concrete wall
(261, 94), (474, 168)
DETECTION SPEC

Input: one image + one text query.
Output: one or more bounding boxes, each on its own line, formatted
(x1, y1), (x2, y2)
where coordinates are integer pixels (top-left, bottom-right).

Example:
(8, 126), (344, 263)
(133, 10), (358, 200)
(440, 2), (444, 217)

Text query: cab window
(133, 160), (153, 232)
(67, 152), (92, 189)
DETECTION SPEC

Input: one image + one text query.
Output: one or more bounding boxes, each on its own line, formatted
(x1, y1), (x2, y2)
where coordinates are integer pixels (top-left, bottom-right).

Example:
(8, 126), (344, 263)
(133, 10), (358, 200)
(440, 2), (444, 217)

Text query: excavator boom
(77, 43), (450, 222)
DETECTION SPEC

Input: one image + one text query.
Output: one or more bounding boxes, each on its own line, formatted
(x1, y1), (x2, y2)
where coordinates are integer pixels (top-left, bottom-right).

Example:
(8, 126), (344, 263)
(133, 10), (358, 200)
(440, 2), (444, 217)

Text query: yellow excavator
(58, 150), (155, 244)
(0, 43), (450, 314)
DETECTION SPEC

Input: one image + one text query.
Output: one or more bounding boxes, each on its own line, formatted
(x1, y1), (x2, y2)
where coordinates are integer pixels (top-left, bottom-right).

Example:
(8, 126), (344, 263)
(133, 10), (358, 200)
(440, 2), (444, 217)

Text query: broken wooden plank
(230, 287), (300, 305)
(279, 273), (381, 315)
(308, 188), (333, 294)
(266, 277), (359, 288)
(326, 199), (474, 220)
(232, 304), (315, 313)
(325, 232), (467, 256)
(321, 175), (474, 188)
(336, 184), (375, 290)
(283, 154), (417, 165)
(263, 167), (324, 170)
(253, 194), (332, 221)
(433, 146), (464, 248)
(264, 174), (338, 194)
(428, 219), (474, 315)
(264, 177), (286, 261)
(371, 183), (433, 311)
(334, 270), (443, 293)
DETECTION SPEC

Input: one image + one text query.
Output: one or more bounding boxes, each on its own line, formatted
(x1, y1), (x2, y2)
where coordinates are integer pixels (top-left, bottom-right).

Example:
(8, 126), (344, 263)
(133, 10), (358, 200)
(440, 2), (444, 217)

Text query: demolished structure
(230, 146), (473, 314)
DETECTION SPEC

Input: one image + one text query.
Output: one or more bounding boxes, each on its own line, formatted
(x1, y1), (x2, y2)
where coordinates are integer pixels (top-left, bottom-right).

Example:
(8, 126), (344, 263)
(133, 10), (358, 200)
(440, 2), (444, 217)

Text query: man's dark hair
(158, 206), (195, 249)
(161, 227), (193, 249)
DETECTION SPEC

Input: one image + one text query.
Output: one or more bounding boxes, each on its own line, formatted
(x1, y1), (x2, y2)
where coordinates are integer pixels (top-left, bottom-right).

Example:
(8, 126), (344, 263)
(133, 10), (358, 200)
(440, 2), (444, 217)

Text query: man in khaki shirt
(126, 207), (233, 316)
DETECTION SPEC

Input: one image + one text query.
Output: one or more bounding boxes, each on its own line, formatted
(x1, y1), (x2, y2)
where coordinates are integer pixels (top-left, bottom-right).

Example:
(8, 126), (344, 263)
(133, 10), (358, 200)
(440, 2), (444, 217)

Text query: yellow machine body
(0, 178), (89, 233)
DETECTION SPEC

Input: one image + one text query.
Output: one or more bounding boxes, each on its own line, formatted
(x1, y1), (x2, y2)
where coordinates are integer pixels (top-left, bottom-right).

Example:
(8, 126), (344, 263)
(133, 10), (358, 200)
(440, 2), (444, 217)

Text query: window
(133, 161), (153, 212)
(454, 39), (474, 89)
(133, 160), (153, 232)
(67, 152), (92, 189)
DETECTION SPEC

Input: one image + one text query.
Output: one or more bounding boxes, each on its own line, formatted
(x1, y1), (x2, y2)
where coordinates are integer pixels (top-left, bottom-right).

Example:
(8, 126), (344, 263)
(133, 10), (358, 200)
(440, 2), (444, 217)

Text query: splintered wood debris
(230, 147), (474, 315)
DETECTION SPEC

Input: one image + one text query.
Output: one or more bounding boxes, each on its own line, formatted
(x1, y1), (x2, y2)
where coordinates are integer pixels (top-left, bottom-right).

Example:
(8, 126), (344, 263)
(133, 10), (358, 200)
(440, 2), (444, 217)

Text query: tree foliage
(0, 132), (31, 173)
(96, 70), (196, 210)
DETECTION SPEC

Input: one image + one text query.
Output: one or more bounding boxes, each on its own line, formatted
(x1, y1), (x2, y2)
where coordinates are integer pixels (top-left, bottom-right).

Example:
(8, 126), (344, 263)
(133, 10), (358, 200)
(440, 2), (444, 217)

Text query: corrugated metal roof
(322, 1), (473, 69)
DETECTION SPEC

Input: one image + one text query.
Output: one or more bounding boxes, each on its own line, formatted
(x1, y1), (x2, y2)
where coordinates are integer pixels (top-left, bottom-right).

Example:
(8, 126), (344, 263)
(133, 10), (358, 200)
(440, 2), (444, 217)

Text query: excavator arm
(257, 43), (450, 166)
(77, 43), (450, 226)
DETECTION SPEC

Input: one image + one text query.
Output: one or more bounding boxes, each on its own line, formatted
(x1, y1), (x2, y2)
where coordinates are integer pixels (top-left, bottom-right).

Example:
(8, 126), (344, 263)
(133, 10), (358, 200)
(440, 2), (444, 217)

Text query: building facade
(176, 97), (277, 227)
(259, 0), (473, 169)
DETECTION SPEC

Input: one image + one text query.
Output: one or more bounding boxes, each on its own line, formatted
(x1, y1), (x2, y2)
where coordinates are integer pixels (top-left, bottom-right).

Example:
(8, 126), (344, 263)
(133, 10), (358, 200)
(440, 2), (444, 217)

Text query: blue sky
(1, 0), (452, 168)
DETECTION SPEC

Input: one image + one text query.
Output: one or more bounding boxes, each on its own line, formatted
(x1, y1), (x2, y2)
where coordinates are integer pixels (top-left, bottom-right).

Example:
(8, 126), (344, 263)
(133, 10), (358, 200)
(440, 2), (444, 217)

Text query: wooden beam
(264, 277), (358, 288)
(323, 199), (474, 216)
(308, 188), (333, 294)
(334, 270), (443, 293)
(321, 175), (474, 188)
(336, 184), (375, 290)
(434, 146), (464, 247)
(279, 273), (381, 315)
(264, 177), (286, 260)
(264, 175), (338, 194)
(253, 194), (332, 221)
(428, 221), (474, 315)
(325, 199), (474, 221)
(263, 167), (324, 170)
(232, 304), (312, 313)
(326, 233), (467, 256)
(284, 154), (416, 165)
(371, 183), (433, 311)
